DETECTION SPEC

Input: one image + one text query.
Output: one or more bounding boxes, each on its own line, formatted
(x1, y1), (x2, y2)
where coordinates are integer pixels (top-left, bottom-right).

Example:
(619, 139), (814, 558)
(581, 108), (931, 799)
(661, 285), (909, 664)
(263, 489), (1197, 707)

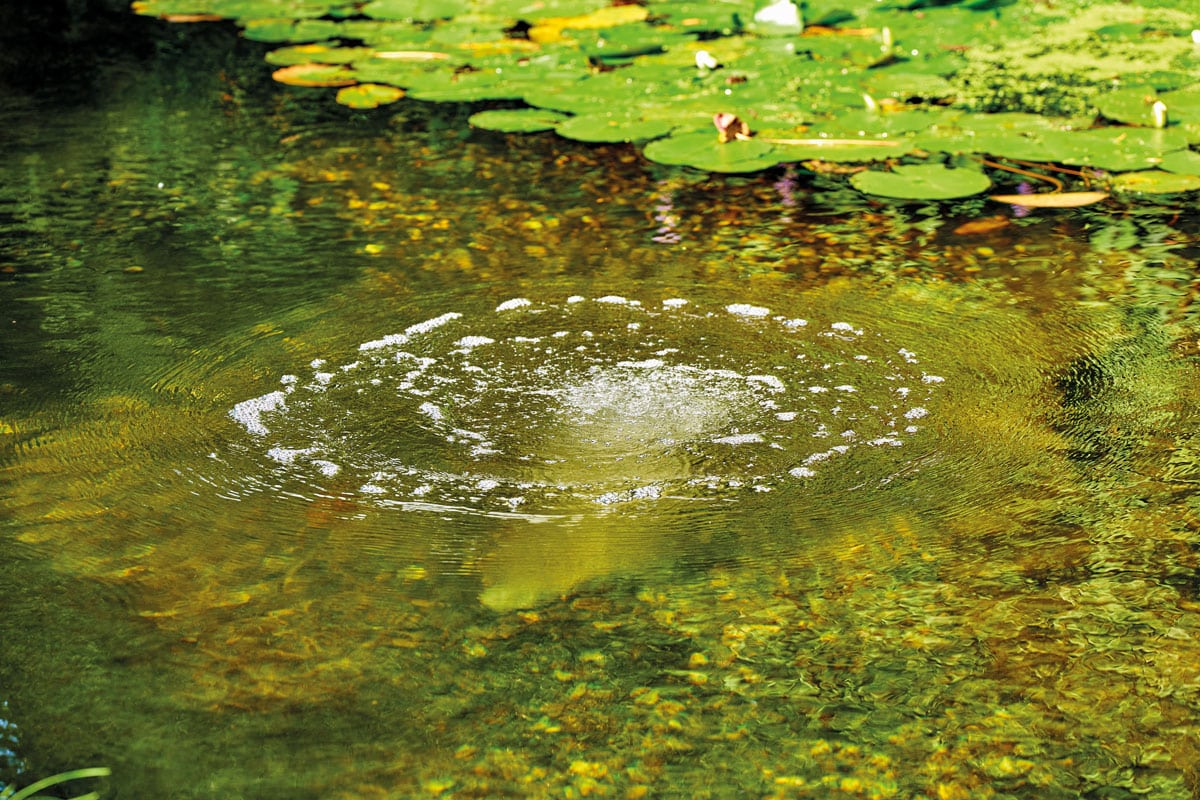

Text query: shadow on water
(4, 18), (1200, 800)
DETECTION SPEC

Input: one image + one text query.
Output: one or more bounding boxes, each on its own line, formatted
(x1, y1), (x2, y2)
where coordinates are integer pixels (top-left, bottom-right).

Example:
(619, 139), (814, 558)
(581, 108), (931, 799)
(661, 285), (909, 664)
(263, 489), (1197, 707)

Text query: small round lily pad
(336, 83), (406, 108)
(643, 130), (786, 173)
(850, 164), (991, 199)
(272, 62), (357, 87)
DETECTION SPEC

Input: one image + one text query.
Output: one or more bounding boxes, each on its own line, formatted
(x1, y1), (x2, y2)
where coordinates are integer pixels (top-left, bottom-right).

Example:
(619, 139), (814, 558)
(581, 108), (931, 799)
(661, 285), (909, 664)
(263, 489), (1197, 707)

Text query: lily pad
(469, 108), (570, 133)
(556, 112), (676, 143)
(362, 0), (474, 20)
(1110, 170), (1200, 194)
(335, 83), (406, 108)
(850, 164), (991, 199)
(988, 191), (1110, 208)
(1158, 149), (1200, 176)
(271, 62), (357, 87)
(266, 43), (374, 66)
(1096, 87), (1164, 126)
(643, 130), (786, 173)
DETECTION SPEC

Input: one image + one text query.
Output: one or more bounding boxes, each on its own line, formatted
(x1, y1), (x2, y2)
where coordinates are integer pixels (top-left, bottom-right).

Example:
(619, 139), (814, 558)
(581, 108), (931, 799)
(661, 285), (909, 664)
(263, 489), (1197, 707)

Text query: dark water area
(4, 15), (1200, 800)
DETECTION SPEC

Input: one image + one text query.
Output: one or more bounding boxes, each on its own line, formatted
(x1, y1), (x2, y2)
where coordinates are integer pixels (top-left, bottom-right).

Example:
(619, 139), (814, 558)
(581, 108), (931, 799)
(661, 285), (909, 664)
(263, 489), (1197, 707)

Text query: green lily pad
(266, 43), (374, 66)
(362, 0), (474, 20)
(335, 82), (406, 107)
(1158, 149), (1200, 176)
(850, 163), (991, 199)
(1039, 127), (1188, 171)
(271, 62), (357, 87)
(243, 17), (343, 42)
(1096, 87), (1163, 126)
(1111, 170), (1200, 194)
(556, 112), (676, 143)
(643, 130), (785, 173)
(763, 133), (908, 162)
(469, 108), (570, 132)
(1158, 83), (1200, 124)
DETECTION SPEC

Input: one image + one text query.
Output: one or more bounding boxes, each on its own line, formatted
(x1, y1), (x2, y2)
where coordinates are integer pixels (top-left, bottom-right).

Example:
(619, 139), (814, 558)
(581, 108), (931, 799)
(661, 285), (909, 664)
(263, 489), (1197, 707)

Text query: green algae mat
(130, 0), (1200, 199)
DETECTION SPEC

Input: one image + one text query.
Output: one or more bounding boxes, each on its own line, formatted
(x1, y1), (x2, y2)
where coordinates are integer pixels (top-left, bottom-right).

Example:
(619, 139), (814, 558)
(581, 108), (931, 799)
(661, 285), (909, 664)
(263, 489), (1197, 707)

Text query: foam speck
(496, 298), (531, 312)
(713, 433), (765, 445)
(359, 333), (409, 352)
(726, 303), (771, 318)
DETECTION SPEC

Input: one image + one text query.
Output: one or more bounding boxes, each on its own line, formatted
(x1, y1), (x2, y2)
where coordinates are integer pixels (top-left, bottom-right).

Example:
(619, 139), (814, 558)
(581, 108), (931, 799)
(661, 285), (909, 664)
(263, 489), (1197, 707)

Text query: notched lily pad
(335, 83), (406, 108)
(469, 108), (570, 132)
(643, 130), (786, 173)
(850, 163), (991, 199)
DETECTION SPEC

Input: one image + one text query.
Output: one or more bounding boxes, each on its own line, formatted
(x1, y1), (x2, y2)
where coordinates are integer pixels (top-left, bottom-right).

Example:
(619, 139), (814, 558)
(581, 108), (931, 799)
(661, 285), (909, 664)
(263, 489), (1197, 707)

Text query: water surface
(3, 24), (1200, 800)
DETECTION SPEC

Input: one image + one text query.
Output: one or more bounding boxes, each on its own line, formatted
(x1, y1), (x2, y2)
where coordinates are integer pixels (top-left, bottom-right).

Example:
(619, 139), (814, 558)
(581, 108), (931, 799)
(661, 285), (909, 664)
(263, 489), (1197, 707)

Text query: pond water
(4, 23), (1200, 800)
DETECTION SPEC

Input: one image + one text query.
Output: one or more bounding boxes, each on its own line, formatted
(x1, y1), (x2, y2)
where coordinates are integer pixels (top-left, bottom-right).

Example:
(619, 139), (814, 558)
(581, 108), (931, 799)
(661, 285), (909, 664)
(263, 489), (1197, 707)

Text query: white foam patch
(496, 298), (531, 312)
(904, 407), (929, 420)
(617, 358), (665, 369)
(359, 333), (409, 352)
(713, 433), (765, 445)
(662, 298), (688, 308)
(596, 295), (631, 305)
(230, 391), (288, 436)
(455, 336), (495, 349)
(311, 459), (341, 477)
(790, 466), (816, 478)
(726, 303), (771, 318)
(408, 312), (463, 335)
(922, 374), (945, 384)
(267, 446), (312, 465)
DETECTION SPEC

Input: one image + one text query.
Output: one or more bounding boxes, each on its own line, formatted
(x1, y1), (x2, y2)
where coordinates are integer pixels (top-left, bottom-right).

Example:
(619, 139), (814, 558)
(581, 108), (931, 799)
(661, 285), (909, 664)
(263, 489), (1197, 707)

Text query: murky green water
(5, 25), (1200, 800)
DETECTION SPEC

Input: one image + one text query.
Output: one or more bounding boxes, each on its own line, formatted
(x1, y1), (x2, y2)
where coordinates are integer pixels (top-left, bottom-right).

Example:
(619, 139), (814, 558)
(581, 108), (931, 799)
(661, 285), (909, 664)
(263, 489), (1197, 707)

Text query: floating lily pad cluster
(132, 0), (1200, 198)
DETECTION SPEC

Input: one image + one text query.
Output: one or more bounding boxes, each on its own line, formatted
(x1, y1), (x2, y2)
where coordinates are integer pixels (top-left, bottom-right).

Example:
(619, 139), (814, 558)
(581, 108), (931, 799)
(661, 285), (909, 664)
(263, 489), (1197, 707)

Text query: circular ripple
(227, 295), (945, 514)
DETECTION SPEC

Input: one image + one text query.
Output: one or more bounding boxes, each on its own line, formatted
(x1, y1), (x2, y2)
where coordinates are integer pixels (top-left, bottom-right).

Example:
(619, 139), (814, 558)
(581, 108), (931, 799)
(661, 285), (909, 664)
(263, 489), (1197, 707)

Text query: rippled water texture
(226, 295), (944, 513)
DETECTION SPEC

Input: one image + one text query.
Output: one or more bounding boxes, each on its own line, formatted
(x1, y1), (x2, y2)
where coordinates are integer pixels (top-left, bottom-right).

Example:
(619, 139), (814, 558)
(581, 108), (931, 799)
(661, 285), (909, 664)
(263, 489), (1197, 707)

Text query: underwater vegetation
(128, 0), (1200, 199)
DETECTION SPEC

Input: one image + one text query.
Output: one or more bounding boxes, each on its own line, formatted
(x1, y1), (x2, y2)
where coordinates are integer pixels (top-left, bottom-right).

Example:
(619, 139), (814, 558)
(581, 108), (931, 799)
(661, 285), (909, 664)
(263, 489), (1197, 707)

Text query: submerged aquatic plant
(130, 0), (1200, 199)
(0, 768), (111, 800)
